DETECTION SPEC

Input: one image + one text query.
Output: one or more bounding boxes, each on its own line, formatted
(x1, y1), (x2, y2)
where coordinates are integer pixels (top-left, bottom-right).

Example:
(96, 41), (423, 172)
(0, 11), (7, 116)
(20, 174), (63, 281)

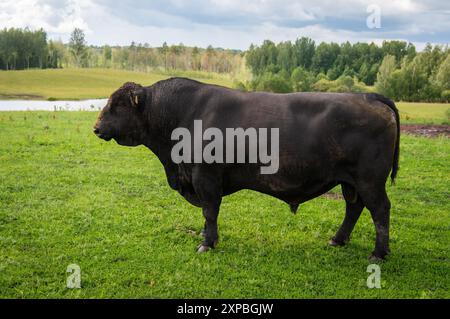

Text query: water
(0, 99), (108, 111)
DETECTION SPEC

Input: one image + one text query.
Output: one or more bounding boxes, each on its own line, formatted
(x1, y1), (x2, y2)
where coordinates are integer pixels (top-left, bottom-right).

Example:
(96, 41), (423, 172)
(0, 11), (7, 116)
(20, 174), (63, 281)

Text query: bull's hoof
(328, 237), (347, 247)
(368, 253), (386, 262)
(196, 244), (211, 253)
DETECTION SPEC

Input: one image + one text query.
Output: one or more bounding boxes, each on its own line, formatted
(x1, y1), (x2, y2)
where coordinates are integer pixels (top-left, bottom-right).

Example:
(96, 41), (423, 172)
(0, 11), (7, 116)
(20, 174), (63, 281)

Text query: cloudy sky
(0, 0), (449, 50)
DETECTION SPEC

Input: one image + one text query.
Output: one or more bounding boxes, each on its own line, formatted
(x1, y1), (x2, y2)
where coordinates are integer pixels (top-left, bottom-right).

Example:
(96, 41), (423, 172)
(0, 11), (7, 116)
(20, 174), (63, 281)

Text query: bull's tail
(367, 93), (400, 184)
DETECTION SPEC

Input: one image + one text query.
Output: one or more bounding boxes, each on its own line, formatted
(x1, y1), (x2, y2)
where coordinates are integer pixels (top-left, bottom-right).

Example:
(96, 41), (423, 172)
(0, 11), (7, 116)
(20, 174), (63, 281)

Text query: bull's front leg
(200, 221), (207, 238)
(191, 166), (222, 253)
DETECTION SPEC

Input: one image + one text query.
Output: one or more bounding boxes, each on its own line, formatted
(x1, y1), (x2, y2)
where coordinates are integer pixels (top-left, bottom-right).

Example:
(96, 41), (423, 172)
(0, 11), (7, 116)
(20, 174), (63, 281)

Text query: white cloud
(0, 0), (448, 49)
(0, 0), (92, 34)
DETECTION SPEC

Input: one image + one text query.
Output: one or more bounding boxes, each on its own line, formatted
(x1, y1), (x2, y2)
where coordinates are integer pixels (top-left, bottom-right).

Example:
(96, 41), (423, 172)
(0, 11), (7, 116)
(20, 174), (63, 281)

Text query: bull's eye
(107, 104), (116, 114)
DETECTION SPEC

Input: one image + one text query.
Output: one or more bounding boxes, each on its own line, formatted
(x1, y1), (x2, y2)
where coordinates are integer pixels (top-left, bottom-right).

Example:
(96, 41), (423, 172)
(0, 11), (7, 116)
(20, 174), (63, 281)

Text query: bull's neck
(143, 79), (199, 166)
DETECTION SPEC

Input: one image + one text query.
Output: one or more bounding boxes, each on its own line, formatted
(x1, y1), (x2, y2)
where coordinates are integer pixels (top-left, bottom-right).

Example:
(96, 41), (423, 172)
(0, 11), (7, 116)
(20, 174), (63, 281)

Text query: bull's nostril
(93, 128), (100, 134)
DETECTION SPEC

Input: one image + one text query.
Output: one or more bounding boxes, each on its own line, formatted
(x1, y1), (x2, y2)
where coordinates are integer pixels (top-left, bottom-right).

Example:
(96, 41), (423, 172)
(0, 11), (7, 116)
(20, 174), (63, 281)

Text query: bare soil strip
(401, 124), (449, 138)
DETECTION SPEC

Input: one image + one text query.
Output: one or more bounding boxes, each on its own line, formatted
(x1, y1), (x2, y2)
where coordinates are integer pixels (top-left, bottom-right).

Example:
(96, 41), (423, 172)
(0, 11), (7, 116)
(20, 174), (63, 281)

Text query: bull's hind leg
(358, 186), (391, 261)
(329, 184), (364, 246)
(197, 202), (221, 252)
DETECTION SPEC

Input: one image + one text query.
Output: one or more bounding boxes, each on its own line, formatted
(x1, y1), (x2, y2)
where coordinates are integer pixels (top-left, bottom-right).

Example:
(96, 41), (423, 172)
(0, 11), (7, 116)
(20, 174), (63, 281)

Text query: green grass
(0, 111), (449, 298)
(397, 102), (450, 125)
(0, 68), (235, 100)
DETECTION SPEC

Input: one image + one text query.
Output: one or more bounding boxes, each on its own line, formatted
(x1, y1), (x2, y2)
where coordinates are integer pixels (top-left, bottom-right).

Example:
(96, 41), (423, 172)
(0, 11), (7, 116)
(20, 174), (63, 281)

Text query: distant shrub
(312, 78), (334, 92)
(312, 75), (370, 93)
(441, 90), (450, 103)
(337, 75), (354, 89)
(232, 80), (248, 92)
(315, 73), (328, 81)
(291, 67), (314, 92)
(253, 72), (292, 93)
(327, 85), (350, 93)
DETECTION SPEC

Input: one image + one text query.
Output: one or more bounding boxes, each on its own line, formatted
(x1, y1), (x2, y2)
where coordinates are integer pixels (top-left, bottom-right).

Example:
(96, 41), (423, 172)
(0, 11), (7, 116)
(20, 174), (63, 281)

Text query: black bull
(93, 78), (400, 260)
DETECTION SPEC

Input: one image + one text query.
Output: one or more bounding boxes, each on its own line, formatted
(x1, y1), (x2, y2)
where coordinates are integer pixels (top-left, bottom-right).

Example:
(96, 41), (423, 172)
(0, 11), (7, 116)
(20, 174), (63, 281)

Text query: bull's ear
(129, 88), (148, 109)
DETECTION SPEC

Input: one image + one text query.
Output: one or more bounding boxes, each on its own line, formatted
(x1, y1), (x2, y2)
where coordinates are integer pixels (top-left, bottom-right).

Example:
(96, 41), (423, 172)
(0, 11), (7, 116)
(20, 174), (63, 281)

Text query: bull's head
(93, 82), (148, 146)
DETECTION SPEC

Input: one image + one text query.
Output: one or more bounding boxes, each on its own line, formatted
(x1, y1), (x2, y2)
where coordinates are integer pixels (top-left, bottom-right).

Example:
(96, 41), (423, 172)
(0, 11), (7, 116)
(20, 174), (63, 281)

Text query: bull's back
(202, 90), (394, 154)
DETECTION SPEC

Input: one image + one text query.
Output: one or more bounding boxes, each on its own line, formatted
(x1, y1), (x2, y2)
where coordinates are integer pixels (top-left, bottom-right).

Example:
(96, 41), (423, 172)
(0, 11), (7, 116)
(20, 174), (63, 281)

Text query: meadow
(0, 68), (236, 100)
(0, 110), (449, 298)
(0, 68), (449, 298)
(397, 102), (450, 125)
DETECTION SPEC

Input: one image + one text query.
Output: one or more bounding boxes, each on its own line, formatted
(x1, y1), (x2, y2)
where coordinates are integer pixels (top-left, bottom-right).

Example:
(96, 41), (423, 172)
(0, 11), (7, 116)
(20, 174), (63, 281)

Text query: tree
(293, 37), (315, 70)
(291, 67), (314, 92)
(33, 28), (48, 68)
(358, 62), (369, 83)
(103, 45), (112, 67)
(331, 42), (355, 79)
(381, 56), (428, 101)
(202, 45), (216, 72)
(312, 42), (340, 74)
(47, 40), (60, 68)
(69, 28), (88, 67)
(276, 41), (293, 73)
(420, 44), (446, 79)
(191, 46), (201, 70)
(245, 44), (261, 75)
(434, 54), (450, 91)
(375, 55), (396, 97)
(158, 42), (169, 70)
(382, 40), (415, 65)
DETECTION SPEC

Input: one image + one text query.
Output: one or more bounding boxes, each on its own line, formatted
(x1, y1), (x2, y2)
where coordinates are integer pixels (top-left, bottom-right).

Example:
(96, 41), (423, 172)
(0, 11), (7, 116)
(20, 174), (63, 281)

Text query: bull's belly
(223, 166), (339, 205)
(252, 177), (337, 203)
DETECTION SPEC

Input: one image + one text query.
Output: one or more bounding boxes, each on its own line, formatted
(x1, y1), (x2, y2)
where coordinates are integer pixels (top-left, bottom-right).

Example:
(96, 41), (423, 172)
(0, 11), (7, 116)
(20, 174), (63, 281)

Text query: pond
(0, 99), (108, 111)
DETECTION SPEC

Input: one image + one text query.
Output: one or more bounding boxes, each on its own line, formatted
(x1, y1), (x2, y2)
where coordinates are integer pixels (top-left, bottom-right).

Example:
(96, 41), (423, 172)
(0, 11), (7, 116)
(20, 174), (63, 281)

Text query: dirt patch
(0, 93), (45, 100)
(401, 124), (450, 138)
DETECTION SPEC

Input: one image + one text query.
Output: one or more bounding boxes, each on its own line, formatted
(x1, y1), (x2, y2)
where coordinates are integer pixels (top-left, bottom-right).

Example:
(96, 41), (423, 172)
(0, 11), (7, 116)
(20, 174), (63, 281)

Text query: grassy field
(0, 68), (236, 100)
(397, 102), (450, 125)
(0, 111), (448, 298)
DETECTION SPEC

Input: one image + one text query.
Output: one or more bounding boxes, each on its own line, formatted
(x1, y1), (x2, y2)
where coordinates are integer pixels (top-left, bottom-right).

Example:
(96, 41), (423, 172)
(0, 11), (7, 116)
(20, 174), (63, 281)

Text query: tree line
(0, 28), (244, 76)
(1, 28), (448, 102)
(241, 38), (449, 102)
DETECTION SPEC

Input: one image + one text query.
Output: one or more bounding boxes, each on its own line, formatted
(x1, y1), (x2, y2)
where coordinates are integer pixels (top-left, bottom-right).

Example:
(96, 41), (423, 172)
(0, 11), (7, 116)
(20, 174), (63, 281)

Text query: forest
(0, 28), (245, 75)
(0, 28), (449, 102)
(244, 38), (450, 102)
